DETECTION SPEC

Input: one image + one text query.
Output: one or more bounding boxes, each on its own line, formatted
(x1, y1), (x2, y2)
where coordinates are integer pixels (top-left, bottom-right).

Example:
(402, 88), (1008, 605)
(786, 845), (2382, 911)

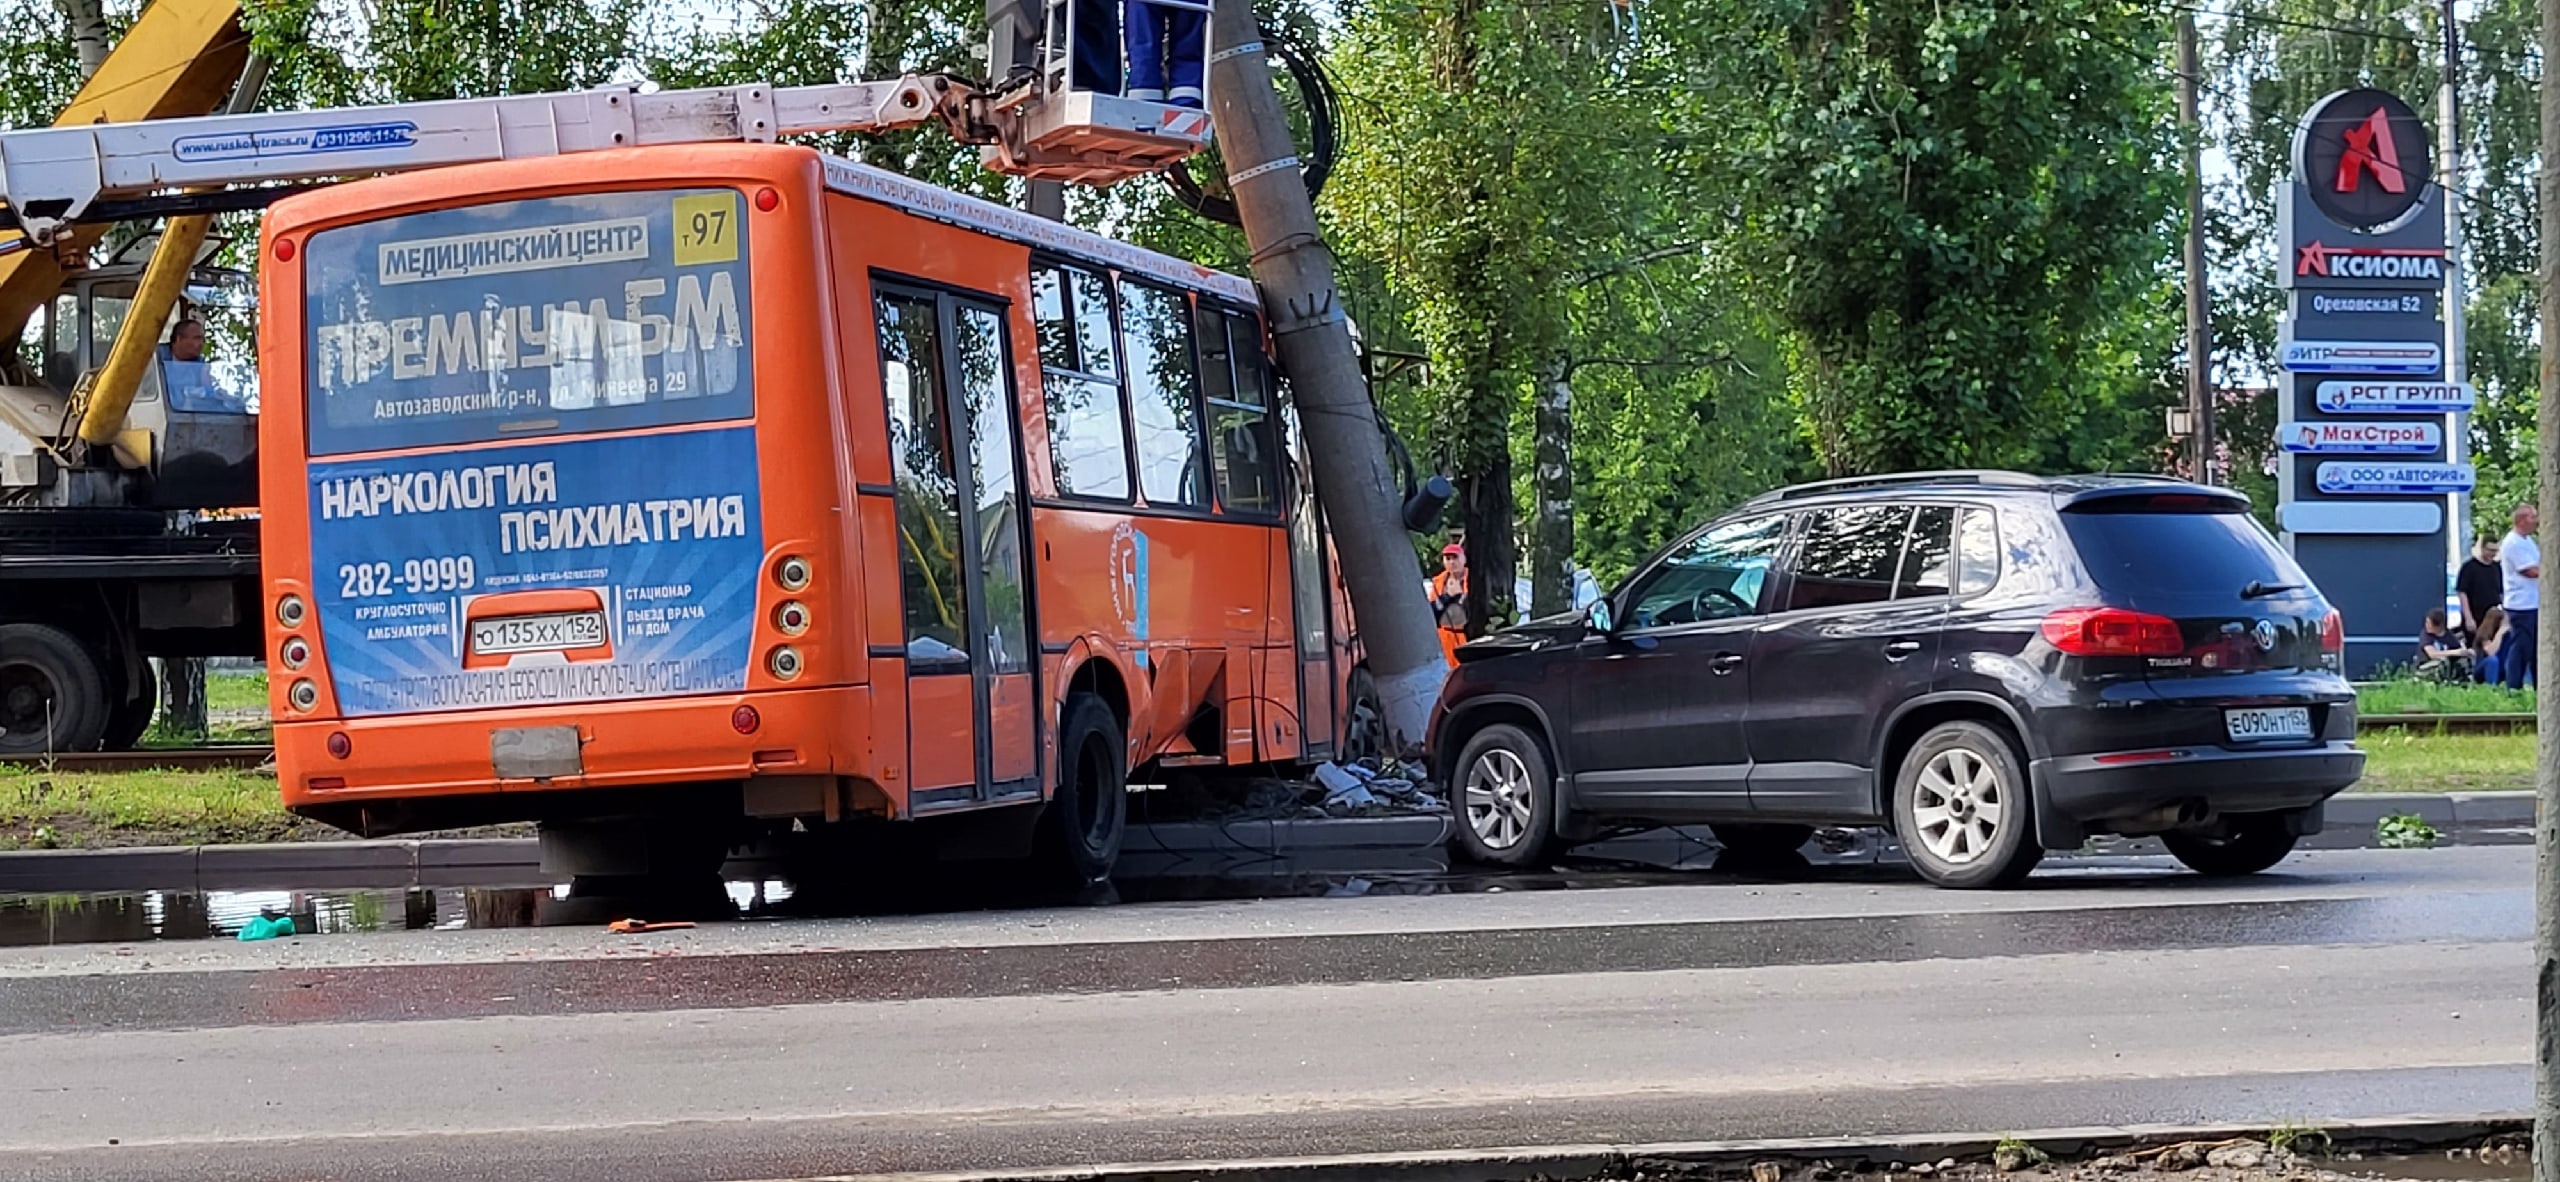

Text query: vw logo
(2254, 620), (2280, 651)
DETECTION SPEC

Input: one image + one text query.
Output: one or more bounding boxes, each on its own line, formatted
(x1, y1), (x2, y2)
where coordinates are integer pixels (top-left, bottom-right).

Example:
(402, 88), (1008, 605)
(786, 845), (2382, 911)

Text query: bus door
(1281, 398), (1338, 758)
(874, 283), (1039, 809)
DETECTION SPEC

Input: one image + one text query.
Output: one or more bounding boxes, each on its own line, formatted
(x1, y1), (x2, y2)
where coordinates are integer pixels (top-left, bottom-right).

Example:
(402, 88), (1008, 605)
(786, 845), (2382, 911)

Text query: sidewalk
(0, 792), (2527, 895)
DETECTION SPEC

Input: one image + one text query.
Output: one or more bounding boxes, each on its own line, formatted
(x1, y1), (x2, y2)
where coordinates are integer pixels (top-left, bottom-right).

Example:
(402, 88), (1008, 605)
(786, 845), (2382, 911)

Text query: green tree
(1712, 0), (2181, 477)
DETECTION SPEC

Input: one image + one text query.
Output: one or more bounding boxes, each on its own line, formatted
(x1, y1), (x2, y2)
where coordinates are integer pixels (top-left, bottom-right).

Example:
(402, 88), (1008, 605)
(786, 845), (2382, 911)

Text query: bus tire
(1341, 666), (1386, 764)
(1036, 691), (1127, 888)
(0, 623), (109, 755)
(103, 657), (157, 751)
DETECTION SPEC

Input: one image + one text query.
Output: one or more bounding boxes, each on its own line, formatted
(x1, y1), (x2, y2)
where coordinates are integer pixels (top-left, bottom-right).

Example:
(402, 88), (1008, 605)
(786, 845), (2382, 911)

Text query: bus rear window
(302, 188), (753, 456)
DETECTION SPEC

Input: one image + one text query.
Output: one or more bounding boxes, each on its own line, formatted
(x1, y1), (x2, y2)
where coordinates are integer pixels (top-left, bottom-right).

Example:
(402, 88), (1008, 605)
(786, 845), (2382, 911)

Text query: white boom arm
(0, 73), (1210, 243)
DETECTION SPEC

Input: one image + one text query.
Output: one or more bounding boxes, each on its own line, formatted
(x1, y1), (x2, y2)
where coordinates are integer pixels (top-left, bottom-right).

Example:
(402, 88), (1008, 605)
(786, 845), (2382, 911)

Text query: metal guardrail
(1, 747), (272, 772)
(2358, 713), (2535, 734)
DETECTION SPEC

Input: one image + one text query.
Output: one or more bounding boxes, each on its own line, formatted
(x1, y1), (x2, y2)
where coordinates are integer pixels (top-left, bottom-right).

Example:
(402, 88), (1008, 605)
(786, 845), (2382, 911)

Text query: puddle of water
(2339, 1148), (2531, 1182)
(0, 878), (804, 948)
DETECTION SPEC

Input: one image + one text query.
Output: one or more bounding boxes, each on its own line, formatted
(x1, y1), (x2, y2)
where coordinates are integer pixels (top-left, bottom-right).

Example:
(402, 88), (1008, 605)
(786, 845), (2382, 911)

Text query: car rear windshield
(303, 187), (753, 456)
(2061, 499), (2311, 599)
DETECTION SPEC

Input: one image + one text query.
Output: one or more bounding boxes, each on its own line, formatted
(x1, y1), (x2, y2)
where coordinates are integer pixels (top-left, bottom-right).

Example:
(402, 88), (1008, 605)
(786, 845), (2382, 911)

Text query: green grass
(205, 670), (267, 712)
(0, 765), (309, 850)
(2354, 729), (2536, 794)
(2357, 679), (2535, 716)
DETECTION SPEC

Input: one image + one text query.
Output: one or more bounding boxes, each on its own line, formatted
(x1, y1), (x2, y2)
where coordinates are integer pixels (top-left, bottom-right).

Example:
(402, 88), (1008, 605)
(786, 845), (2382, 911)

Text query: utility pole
(2535, 0), (2559, 1174)
(1203, 0), (1447, 746)
(2177, 13), (2214, 485)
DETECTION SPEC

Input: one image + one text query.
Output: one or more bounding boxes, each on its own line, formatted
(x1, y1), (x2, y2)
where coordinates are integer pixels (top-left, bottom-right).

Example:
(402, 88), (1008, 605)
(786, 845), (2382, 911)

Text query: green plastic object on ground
(237, 914), (297, 941)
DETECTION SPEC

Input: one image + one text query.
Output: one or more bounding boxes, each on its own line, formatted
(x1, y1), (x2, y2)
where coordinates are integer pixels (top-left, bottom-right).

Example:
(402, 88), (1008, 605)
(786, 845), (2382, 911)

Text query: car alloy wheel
(1463, 746), (1535, 851)
(1910, 745), (2007, 866)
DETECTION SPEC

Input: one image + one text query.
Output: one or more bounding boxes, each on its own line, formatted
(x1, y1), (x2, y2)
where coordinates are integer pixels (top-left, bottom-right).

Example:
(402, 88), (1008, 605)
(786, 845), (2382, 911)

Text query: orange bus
(259, 143), (1379, 884)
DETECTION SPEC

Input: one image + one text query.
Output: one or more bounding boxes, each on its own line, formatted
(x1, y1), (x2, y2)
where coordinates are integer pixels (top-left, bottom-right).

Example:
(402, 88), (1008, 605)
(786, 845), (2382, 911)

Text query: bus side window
(1197, 306), (1276, 516)
(877, 291), (972, 667)
(1117, 280), (1205, 508)
(1032, 264), (1133, 500)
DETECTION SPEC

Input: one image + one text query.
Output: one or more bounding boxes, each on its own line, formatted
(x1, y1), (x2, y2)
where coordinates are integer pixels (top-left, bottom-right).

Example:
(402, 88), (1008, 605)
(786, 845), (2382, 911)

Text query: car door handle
(1709, 652), (1744, 674)
(1884, 639), (1923, 661)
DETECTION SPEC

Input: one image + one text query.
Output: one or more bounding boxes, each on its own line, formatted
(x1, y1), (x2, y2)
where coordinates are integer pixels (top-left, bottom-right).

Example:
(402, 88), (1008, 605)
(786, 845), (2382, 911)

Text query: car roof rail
(1742, 469), (2046, 508)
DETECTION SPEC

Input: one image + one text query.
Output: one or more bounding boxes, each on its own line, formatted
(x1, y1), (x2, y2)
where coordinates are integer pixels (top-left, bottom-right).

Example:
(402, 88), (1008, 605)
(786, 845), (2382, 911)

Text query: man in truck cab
(160, 315), (246, 414)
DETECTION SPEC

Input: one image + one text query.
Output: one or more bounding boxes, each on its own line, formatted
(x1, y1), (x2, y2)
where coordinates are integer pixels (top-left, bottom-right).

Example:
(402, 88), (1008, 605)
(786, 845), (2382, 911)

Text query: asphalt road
(0, 847), (2533, 1182)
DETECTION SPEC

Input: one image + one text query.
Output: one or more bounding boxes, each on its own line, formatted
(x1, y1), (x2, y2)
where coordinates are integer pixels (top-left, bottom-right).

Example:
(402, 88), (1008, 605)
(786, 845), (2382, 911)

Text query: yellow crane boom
(0, 0), (248, 341)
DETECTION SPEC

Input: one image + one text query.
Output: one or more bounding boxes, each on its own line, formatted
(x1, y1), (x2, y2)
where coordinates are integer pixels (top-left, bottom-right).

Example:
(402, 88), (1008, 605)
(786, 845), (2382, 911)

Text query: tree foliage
(1713, 0), (2181, 477)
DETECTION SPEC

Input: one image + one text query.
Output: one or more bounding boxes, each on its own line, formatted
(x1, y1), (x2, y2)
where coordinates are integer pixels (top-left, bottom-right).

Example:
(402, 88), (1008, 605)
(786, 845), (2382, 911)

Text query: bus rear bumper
(278, 686), (879, 832)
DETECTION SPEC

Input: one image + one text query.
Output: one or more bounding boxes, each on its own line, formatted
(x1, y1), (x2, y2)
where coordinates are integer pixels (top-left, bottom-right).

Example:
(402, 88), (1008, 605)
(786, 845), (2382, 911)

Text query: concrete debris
(2086, 1157), (2142, 1173)
(2206, 1145), (2267, 1170)
(1753, 1162), (1786, 1182)
(1994, 1145), (2043, 1172)
(2155, 1143), (2210, 1172)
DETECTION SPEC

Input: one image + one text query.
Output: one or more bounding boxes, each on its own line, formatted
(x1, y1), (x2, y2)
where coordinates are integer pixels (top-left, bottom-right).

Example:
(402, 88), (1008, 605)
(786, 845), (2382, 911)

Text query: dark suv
(1429, 471), (2362, 888)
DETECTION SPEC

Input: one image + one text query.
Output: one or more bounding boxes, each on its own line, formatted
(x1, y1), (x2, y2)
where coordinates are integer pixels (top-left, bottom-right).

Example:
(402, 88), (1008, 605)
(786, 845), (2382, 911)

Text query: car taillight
(2321, 609), (2344, 653)
(2040, 607), (2185, 657)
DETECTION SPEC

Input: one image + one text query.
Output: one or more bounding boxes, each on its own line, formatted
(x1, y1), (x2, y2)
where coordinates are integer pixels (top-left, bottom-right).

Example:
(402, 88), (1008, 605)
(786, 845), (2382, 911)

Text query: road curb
(795, 1114), (2530, 1182)
(0, 818), (1464, 894)
(0, 794), (2528, 894)
(2327, 791), (2536, 831)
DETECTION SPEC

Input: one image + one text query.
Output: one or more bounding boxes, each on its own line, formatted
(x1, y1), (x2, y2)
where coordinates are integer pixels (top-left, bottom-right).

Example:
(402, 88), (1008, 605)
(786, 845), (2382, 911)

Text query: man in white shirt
(2499, 501), (2542, 689)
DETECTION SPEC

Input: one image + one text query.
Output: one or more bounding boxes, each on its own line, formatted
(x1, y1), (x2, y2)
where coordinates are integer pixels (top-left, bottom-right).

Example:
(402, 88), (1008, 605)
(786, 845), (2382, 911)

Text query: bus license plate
(2225, 706), (2312, 742)
(472, 611), (605, 656)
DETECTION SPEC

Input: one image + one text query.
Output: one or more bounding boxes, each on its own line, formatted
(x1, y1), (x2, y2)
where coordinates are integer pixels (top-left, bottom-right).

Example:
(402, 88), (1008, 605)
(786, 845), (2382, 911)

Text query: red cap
(1441, 543), (1464, 556)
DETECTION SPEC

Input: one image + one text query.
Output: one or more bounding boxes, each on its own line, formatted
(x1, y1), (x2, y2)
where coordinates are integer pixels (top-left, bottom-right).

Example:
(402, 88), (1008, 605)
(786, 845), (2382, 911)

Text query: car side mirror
(1585, 600), (1615, 636)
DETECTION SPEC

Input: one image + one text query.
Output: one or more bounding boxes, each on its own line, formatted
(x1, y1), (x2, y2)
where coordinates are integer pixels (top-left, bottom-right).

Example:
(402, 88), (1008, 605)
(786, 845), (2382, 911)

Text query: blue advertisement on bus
(302, 186), (753, 456)
(306, 426), (764, 717)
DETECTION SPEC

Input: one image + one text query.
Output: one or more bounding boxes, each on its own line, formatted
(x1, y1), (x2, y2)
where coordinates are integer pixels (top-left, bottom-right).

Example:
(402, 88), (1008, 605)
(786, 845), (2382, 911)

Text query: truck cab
(3, 234), (260, 511)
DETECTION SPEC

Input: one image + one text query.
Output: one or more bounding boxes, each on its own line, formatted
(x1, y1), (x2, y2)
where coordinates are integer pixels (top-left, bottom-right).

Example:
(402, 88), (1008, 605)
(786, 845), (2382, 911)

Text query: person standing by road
(2498, 501), (2541, 689)
(1429, 541), (1468, 666)
(2457, 535), (2503, 634)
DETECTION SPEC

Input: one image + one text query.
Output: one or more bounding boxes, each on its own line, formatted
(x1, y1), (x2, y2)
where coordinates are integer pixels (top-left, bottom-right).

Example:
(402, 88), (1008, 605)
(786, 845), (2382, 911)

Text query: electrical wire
(1163, 19), (1339, 226)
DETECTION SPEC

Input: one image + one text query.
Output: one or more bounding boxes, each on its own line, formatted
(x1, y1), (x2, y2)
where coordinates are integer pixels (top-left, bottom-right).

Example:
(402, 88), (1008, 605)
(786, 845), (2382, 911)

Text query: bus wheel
(1341, 667), (1386, 763)
(0, 624), (108, 755)
(1036, 692), (1127, 888)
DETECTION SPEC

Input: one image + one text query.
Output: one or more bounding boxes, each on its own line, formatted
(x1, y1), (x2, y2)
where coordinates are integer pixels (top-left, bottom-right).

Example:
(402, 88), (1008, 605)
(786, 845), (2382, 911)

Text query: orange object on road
(605, 919), (697, 934)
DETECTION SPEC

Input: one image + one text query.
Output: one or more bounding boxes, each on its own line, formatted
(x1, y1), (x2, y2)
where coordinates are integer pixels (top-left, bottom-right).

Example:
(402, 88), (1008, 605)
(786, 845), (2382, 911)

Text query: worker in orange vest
(1429, 541), (1468, 665)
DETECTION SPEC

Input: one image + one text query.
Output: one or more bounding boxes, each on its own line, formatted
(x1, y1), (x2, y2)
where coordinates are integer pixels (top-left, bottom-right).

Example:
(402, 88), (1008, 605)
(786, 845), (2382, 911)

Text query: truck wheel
(2161, 815), (2300, 877)
(103, 658), (158, 751)
(1893, 721), (2042, 889)
(1034, 692), (1127, 888)
(0, 624), (109, 755)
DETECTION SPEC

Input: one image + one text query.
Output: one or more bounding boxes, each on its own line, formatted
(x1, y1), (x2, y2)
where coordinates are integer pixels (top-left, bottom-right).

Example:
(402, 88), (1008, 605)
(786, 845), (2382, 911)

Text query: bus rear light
(273, 237), (295, 262)
(731, 705), (761, 734)
(287, 679), (319, 712)
(307, 777), (344, 791)
(775, 555), (812, 592)
(753, 749), (798, 765)
(326, 732), (351, 759)
(277, 594), (307, 628)
(768, 645), (804, 680)
(774, 601), (811, 636)
(754, 186), (780, 212)
(280, 637), (311, 670)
